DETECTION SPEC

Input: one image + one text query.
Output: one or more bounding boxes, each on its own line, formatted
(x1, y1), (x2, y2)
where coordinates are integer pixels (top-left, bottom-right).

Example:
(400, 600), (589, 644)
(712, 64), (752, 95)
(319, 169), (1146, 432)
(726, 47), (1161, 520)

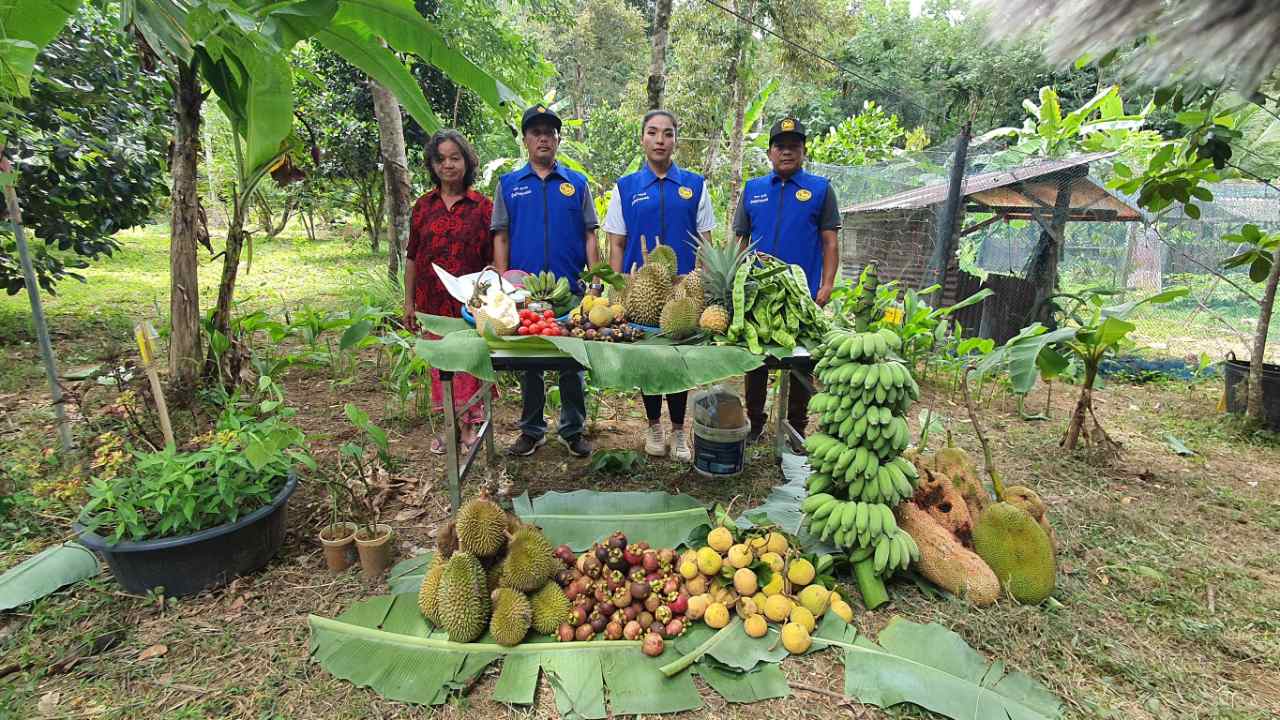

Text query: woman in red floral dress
(404, 129), (493, 454)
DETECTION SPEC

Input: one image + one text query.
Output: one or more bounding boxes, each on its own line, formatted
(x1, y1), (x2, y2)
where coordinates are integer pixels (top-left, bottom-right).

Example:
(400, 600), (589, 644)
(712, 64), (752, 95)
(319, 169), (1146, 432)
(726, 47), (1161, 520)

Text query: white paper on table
(432, 265), (528, 305)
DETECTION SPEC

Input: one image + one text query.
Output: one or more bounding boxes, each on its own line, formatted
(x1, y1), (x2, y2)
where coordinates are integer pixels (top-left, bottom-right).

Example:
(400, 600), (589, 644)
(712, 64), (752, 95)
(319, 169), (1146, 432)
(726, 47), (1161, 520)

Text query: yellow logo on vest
(678, 186), (694, 200)
(559, 182), (576, 197)
(536, 105), (546, 113)
(780, 118), (796, 131)
(795, 188), (812, 202)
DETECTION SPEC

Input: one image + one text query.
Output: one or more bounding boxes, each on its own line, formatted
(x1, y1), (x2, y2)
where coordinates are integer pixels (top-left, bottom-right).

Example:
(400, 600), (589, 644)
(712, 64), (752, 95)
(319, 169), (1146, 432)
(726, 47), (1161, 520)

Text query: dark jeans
(519, 369), (587, 440)
(643, 392), (688, 426)
(745, 366), (812, 436)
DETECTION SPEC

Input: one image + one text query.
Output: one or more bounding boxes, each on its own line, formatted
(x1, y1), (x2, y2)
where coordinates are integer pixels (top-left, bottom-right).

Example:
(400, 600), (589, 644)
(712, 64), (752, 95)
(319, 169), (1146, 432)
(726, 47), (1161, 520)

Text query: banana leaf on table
(513, 489), (711, 551)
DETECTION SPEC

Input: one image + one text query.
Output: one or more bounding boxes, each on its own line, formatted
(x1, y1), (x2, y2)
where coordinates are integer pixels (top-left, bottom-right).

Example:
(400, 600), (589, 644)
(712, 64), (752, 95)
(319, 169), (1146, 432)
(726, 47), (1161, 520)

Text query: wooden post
(926, 123), (971, 300)
(135, 322), (175, 448)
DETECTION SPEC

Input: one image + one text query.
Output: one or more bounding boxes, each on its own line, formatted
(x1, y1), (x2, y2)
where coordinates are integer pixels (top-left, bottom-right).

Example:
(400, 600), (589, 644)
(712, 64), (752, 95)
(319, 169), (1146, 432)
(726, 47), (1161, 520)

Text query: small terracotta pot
(319, 522), (357, 572)
(355, 523), (395, 579)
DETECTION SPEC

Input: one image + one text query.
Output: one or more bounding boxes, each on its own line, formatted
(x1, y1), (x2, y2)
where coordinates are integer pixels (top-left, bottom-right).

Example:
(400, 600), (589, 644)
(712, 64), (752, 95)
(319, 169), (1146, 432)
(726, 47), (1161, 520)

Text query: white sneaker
(644, 424), (667, 456)
(669, 428), (692, 462)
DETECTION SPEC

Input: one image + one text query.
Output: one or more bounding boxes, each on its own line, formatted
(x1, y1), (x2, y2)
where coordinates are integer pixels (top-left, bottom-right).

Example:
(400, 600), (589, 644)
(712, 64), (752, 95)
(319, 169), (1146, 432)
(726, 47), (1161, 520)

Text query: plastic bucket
(692, 420), (751, 478)
(1223, 352), (1280, 431)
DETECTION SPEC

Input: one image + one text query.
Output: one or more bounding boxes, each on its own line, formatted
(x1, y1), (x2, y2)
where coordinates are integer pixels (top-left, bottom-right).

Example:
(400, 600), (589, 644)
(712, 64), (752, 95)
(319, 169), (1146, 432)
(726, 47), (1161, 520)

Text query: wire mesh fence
(817, 139), (1280, 364)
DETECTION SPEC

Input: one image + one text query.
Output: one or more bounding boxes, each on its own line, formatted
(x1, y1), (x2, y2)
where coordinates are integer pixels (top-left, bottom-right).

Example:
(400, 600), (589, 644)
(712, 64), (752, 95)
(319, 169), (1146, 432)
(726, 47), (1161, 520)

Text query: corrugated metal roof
(841, 151), (1120, 214)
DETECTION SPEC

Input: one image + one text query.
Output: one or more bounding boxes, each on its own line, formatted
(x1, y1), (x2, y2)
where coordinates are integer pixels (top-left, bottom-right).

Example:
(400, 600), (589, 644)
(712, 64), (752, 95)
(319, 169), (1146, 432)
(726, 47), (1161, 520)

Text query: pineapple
(695, 234), (752, 334)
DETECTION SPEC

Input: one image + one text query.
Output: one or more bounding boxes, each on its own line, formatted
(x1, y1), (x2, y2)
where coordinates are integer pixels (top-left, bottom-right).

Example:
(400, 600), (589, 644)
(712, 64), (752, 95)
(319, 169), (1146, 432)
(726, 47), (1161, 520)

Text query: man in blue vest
(603, 109), (716, 462)
(493, 105), (600, 457)
(733, 117), (840, 447)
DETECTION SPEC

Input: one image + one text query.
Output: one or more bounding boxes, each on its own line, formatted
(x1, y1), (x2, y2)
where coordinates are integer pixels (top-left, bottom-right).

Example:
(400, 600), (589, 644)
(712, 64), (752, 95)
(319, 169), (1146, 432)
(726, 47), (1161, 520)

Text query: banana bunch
(522, 271), (574, 313)
(725, 254), (830, 352)
(799, 324), (922, 578)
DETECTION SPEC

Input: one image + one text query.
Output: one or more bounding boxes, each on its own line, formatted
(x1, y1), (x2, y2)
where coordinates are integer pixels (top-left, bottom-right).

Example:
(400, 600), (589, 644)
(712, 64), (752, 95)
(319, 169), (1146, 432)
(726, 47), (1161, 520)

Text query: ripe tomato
(543, 309), (555, 319)
(518, 326), (530, 335)
(541, 328), (555, 336)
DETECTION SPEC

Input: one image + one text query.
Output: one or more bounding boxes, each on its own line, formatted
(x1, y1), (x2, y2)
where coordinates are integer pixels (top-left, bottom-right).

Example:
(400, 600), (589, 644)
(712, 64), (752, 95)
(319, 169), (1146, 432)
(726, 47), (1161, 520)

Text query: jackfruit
(489, 588), (532, 646)
(499, 526), (558, 592)
(1003, 485), (1058, 551)
(972, 502), (1056, 605)
(417, 553), (447, 625)
(529, 581), (572, 635)
(456, 497), (508, 557)
(437, 552), (490, 642)
(897, 502), (998, 606)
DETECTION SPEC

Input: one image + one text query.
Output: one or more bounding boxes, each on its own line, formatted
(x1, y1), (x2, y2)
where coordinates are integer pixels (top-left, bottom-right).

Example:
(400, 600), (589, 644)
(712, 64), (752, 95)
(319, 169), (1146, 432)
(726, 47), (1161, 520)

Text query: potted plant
(75, 395), (314, 596)
(317, 476), (357, 572)
(341, 403), (396, 579)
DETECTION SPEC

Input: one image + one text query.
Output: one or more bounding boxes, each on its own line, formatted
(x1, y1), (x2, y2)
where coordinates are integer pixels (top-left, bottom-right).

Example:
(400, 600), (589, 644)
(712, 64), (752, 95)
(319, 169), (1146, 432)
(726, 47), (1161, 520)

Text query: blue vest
(616, 163), (705, 275)
(739, 168), (830, 297)
(498, 162), (590, 281)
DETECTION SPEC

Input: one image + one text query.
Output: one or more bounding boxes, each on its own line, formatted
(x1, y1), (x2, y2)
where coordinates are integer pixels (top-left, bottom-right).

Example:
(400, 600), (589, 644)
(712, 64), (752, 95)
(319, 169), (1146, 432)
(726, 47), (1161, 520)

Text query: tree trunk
(209, 202), (248, 351)
(1024, 172), (1074, 326)
(646, 0), (673, 109)
(168, 61), (204, 392)
(724, 0), (756, 217)
(1246, 245), (1280, 420)
(370, 78), (411, 281)
(1062, 362), (1098, 450)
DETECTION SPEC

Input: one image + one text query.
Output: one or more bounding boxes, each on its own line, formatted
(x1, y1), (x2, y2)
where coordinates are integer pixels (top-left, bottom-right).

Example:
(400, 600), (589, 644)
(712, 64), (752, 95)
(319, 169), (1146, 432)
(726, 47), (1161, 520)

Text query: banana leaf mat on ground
(315, 490), (1066, 719)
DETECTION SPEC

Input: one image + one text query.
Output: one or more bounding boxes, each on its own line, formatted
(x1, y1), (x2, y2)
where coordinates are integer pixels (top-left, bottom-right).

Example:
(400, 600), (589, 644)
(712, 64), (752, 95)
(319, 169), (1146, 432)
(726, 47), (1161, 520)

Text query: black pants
(643, 393), (688, 425)
(745, 366), (812, 436)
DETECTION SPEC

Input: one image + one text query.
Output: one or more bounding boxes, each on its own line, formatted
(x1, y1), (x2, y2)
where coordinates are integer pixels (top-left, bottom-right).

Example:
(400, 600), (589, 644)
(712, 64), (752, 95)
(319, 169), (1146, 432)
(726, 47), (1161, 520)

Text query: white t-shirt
(602, 181), (718, 236)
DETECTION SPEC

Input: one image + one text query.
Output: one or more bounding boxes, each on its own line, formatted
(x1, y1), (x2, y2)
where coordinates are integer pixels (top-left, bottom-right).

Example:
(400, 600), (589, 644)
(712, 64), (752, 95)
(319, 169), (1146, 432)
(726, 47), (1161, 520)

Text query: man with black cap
(493, 105), (600, 457)
(732, 116), (840, 448)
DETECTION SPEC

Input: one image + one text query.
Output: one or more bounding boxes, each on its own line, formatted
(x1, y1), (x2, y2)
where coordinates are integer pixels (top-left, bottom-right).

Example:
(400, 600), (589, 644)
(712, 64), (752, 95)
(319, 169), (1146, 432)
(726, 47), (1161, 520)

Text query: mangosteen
(569, 605), (588, 627)
(604, 622), (623, 641)
(593, 545), (610, 564)
(600, 328), (614, 340)
(623, 543), (644, 566)
(575, 624), (595, 642)
(556, 568), (576, 586)
(641, 550), (660, 574)
(594, 585), (611, 605)
(608, 531), (627, 550)
(623, 620), (643, 641)
(668, 592), (689, 615)
(629, 581), (650, 600)
(657, 548), (676, 567)
(628, 567), (647, 583)
(649, 621), (667, 638)
(585, 329), (598, 340)
(623, 604), (640, 622)
(644, 593), (661, 612)
(662, 576), (680, 596)
(638, 611), (654, 628)
(612, 587), (632, 608)
(557, 624), (575, 642)
(589, 612), (609, 634)
(580, 553), (602, 579)
(665, 618), (685, 638)
(655, 605), (672, 624)
(642, 632), (664, 657)
(554, 544), (576, 566)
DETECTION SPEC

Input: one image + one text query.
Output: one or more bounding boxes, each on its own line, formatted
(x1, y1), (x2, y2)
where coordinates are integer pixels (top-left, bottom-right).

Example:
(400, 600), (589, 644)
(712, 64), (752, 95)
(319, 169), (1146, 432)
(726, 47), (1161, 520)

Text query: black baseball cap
(521, 104), (562, 133)
(769, 117), (806, 143)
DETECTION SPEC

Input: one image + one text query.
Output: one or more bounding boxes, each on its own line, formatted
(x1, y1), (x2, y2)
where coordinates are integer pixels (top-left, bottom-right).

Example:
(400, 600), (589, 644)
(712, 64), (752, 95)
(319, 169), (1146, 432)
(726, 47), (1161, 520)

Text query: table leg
(775, 368), (790, 459)
(483, 382), (496, 466)
(441, 370), (461, 512)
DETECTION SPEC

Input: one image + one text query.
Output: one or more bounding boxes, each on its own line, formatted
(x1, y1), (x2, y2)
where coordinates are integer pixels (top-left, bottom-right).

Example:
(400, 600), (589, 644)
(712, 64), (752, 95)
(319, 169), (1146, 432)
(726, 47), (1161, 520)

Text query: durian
(437, 551), (490, 642)
(489, 588), (533, 646)
(659, 296), (700, 339)
(680, 269), (706, 312)
(499, 526), (558, 592)
(647, 241), (678, 281)
(625, 264), (672, 326)
(699, 305), (730, 334)
(456, 496), (508, 557)
(529, 581), (572, 634)
(417, 553), (447, 624)
(972, 502), (1056, 605)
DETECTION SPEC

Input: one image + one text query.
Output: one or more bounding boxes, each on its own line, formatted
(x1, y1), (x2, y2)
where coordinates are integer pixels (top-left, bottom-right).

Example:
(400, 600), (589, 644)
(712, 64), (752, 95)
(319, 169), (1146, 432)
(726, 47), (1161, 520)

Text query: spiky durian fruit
(681, 269), (706, 312)
(699, 305), (730, 334)
(529, 581), (572, 635)
(489, 588), (533, 646)
(456, 496), (508, 558)
(972, 502), (1056, 605)
(625, 264), (672, 327)
(437, 552), (490, 642)
(659, 296), (700, 339)
(499, 526), (558, 592)
(648, 242), (678, 282)
(417, 553), (447, 624)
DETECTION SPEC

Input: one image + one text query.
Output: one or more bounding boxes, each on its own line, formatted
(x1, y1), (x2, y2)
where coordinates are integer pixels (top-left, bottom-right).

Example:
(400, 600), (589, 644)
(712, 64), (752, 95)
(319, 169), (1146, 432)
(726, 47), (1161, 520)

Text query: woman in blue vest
(493, 105), (600, 458)
(732, 117), (841, 449)
(604, 110), (716, 462)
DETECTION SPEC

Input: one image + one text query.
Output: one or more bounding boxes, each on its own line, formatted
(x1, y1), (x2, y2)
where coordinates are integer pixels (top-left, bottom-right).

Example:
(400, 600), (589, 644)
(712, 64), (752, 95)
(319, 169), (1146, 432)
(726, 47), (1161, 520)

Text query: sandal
(430, 435), (446, 455)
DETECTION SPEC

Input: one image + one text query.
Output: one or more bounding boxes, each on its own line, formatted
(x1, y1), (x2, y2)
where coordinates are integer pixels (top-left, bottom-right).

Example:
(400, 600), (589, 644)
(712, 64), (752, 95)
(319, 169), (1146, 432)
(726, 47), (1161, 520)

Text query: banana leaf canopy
(979, 0), (1280, 92)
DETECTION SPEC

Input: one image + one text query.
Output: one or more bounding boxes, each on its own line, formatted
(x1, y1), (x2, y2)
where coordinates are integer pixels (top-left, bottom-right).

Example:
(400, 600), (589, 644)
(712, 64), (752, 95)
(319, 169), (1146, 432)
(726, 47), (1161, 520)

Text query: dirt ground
(2, 346), (1278, 719)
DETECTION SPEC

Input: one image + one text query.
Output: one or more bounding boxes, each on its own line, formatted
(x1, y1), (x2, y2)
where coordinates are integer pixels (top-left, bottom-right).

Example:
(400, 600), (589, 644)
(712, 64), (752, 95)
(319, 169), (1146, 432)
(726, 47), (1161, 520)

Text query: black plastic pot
(1223, 353), (1280, 432)
(76, 475), (297, 597)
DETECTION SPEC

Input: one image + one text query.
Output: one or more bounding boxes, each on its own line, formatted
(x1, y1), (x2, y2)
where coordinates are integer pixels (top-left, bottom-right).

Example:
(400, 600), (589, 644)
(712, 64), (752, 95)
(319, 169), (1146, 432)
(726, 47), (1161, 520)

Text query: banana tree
(1221, 223), (1280, 421)
(977, 286), (1188, 451)
(124, 0), (517, 377)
